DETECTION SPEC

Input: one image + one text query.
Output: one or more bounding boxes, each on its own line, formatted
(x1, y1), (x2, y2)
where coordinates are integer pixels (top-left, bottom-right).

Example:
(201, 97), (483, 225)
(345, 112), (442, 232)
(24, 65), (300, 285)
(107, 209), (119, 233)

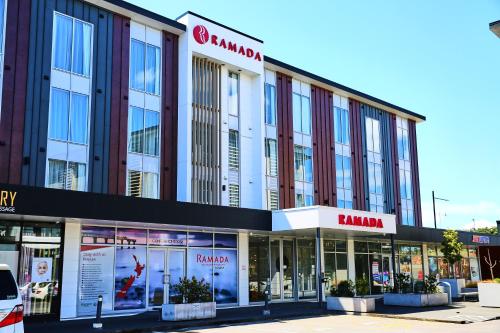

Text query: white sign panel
(272, 206), (397, 234)
(181, 14), (264, 75)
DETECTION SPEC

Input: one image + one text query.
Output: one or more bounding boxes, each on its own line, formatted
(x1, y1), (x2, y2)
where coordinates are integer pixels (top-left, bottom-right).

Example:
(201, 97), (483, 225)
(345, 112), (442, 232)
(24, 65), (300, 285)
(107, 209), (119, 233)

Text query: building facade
(0, 0), (498, 321)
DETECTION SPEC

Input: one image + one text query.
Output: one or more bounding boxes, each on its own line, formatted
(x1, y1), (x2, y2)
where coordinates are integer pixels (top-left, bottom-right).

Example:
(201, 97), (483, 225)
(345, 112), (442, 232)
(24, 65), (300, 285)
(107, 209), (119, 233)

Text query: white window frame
(45, 11), (94, 191)
(334, 103), (353, 209)
(397, 116), (414, 226)
(365, 117), (384, 213)
(129, 38), (162, 96)
(264, 82), (277, 126)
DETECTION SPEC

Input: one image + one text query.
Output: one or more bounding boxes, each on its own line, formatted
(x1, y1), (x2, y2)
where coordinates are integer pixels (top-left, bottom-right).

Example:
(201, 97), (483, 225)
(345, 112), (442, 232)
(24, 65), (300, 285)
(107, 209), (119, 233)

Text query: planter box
(383, 293), (448, 307)
(440, 278), (465, 298)
(326, 296), (375, 313)
(478, 283), (500, 307)
(162, 302), (216, 321)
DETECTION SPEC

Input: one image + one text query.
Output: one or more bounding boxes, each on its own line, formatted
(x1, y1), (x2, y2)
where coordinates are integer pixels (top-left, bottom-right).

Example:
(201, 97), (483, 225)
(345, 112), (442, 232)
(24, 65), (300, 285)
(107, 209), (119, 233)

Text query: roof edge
(104, 0), (186, 32)
(264, 55), (426, 122)
(176, 11), (264, 44)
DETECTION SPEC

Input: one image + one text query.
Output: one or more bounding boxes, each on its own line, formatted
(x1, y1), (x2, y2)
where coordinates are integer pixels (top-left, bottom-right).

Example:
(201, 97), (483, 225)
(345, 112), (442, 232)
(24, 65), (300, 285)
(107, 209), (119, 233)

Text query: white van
(0, 265), (23, 333)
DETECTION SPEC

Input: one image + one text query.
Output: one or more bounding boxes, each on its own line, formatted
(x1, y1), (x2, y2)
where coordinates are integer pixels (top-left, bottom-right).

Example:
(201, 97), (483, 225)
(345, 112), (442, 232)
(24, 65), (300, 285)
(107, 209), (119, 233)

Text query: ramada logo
(192, 24), (262, 62)
(338, 214), (384, 229)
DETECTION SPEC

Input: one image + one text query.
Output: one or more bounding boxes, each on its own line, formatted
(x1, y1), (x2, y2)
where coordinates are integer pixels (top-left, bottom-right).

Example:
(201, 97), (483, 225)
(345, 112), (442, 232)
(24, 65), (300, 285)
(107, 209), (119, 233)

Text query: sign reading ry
(0, 190), (17, 213)
(192, 25), (262, 62)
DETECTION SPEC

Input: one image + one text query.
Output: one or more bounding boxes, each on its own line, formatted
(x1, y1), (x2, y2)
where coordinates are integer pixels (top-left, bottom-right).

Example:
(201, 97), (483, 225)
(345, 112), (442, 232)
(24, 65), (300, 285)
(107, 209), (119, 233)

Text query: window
(128, 106), (160, 156)
(396, 117), (414, 226)
(365, 117), (384, 213)
(130, 39), (160, 95)
(228, 184), (240, 207)
(47, 159), (86, 191)
(228, 72), (239, 116)
(267, 190), (279, 210)
(334, 106), (352, 209)
(293, 93), (311, 134)
(49, 88), (89, 144)
(127, 170), (158, 199)
(229, 130), (239, 170)
(294, 145), (313, 182)
(265, 138), (278, 176)
(264, 83), (276, 125)
(53, 13), (92, 76)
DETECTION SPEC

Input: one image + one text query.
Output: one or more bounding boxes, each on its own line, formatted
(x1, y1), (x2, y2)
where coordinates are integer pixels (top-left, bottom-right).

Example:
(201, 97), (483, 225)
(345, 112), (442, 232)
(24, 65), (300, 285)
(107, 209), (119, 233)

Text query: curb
(109, 312), (332, 333)
(367, 313), (470, 324)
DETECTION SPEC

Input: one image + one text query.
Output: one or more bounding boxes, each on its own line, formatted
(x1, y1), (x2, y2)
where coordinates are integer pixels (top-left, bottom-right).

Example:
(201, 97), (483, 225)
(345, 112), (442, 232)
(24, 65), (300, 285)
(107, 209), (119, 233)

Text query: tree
(440, 230), (464, 278)
(484, 248), (498, 280)
(470, 226), (498, 235)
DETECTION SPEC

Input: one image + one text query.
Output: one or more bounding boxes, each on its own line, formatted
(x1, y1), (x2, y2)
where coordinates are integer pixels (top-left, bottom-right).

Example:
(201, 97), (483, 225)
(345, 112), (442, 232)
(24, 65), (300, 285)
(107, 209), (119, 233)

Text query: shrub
(394, 273), (411, 293)
(355, 277), (370, 296)
(330, 280), (355, 297)
(171, 276), (212, 304)
(423, 275), (439, 294)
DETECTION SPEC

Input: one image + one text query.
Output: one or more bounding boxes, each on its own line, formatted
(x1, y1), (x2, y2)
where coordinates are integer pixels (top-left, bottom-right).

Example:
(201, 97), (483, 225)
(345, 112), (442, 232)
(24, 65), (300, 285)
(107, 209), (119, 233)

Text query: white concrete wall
(238, 232), (249, 306)
(60, 222), (81, 319)
(347, 239), (356, 283)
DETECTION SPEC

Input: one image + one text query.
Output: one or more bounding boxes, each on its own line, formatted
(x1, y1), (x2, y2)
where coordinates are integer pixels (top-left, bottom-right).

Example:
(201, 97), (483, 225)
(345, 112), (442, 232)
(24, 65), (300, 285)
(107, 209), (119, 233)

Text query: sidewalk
(24, 302), (328, 333)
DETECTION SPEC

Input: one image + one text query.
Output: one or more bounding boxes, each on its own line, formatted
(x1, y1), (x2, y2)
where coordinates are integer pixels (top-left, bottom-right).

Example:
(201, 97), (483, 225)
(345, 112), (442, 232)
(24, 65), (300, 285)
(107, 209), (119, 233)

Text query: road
(169, 314), (500, 333)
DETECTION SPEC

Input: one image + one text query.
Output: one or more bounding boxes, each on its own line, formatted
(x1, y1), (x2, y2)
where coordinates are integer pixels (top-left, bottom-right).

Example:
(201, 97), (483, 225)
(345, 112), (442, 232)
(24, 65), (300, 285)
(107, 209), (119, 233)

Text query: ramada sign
(193, 25), (262, 62)
(338, 214), (385, 229)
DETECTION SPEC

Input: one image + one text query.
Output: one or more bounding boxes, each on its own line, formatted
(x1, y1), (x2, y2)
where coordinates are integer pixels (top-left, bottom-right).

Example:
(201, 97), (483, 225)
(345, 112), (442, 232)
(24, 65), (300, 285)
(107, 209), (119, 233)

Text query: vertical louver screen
(191, 57), (222, 205)
(229, 130), (239, 170)
(229, 184), (240, 207)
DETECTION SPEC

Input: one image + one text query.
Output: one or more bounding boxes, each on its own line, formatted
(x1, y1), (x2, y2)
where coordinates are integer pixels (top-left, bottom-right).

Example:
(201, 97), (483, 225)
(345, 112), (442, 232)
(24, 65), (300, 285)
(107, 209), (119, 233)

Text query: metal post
(93, 295), (103, 329)
(316, 227), (323, 308)
(432, 190), (437, 229)
(263, 278), (271, 316)
(390, 235), (397, 290)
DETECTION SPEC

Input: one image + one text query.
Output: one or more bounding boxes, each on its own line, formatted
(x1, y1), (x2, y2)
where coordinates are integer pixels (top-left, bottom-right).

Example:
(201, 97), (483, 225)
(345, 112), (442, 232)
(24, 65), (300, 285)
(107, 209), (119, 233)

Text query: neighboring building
(490, 20), (500, 38)
(0, 0), (498, 321)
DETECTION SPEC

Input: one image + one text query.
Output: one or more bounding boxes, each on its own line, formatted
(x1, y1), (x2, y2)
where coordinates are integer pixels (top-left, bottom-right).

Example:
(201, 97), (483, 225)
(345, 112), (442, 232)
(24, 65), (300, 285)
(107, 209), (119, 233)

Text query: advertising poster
(187, 248), (213, 289)
(114, 246), (147, 310)
(81, 225), (115, 245)
(31, 257), (53, 283)
(213, 249), (237, 304)
(78, 245), (114, 315)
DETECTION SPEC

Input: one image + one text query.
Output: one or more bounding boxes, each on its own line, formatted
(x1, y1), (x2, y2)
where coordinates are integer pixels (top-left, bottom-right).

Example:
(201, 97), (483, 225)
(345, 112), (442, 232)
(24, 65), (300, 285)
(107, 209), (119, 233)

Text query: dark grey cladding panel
(360, 103), (395, 215)
(395, 225), (500, 246)
(22, 0), (113, 193)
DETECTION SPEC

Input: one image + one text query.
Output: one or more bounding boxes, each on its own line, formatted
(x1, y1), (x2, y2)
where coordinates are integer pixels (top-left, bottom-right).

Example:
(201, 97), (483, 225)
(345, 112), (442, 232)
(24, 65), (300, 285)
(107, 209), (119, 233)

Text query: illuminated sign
(0, 190), (17, 213)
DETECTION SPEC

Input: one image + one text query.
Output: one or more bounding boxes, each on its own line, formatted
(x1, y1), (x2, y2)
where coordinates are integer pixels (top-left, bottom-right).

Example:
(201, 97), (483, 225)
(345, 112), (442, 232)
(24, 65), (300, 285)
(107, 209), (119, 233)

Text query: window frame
(365, 117), (384, 213)
(264, 83), (277, 126)
(52, 12), (94, 78)
(228, 129), (240, 171)
(127, 106), (160, 157)
(129, 38), (162, 96)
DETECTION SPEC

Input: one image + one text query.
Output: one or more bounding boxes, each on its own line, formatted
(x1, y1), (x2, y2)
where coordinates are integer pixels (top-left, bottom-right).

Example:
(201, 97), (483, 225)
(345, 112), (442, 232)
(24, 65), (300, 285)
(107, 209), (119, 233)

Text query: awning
(272, 206), (397, 236)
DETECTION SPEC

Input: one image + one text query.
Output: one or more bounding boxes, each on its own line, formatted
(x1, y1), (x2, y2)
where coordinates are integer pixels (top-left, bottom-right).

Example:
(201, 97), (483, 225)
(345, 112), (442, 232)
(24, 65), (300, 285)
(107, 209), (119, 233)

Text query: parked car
(0, 264), (24, 333)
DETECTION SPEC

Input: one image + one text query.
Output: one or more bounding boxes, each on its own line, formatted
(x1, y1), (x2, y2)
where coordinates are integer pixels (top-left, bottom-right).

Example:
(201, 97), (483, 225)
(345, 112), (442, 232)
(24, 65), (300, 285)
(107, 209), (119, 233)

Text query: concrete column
(422, 243), (429, 276)
(60, 222), (81, 319)
(347, 239), (356, 283)
(238, 232), (249, 306)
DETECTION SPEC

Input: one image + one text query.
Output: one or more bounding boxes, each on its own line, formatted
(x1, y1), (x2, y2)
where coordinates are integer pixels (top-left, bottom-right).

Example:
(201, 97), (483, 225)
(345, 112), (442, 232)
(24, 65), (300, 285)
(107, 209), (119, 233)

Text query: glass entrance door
(382, 255), (392, 290)
(148, 249), (185, 307)
(270, 239), (295, 302)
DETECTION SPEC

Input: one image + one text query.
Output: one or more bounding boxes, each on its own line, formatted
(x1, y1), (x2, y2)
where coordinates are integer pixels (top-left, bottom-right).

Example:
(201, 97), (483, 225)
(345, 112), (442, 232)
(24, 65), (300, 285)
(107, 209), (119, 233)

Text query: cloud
(421, 201), (500, 229)
(459, 219), (497, 231)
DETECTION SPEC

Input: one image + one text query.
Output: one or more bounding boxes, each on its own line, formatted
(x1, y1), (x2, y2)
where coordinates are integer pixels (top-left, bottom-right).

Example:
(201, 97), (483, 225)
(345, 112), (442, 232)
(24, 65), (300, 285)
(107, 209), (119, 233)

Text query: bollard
(263, 280), (271, 316)
(93, 295), (103, 329)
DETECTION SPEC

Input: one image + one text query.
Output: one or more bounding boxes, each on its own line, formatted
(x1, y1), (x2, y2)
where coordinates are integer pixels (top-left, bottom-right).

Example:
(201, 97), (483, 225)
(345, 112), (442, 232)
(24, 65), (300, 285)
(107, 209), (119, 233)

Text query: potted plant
(478, 249), (500, 307)
(439, 230), (465, 298)
(162, 276), (216, 321)
(384, 274), (448, 307)
(326, 280), (375, 313)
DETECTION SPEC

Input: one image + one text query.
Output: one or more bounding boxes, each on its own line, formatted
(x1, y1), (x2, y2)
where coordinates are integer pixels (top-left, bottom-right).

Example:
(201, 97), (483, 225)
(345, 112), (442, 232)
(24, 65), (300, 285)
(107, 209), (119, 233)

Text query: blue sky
(127, 0), (500, 230)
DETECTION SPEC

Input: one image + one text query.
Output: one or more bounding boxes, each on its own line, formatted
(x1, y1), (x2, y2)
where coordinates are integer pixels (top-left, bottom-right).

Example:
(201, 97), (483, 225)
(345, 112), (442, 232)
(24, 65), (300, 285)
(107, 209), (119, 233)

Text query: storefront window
(114, 245), (147, 310)
(324, 240), (348, 291)
(213, 249), (237, 303)
(16, 222), (62, 317)
(438, 258), (449, 278)
(297, 239), (316, 299)
(249, 236), (270, 302)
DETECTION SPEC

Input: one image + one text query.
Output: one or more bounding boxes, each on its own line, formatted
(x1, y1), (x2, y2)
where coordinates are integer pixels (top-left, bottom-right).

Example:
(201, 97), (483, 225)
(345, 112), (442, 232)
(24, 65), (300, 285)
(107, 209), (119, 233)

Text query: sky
(127, 0), (500, 230)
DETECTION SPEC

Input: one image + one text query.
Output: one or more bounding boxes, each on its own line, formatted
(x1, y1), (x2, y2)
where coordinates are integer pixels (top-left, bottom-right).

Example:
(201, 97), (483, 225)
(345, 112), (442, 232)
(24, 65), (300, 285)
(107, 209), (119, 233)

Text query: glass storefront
(297, 239), (316, 299)
(324, 240), (348, 292)
(77, 225), (238, 316)
(427, 244), (479, 281)
(396, 244), (423, 290)
(354, 240), (392, 294)
(0, 221), (62, 318)
(248, 236), (269, 302)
